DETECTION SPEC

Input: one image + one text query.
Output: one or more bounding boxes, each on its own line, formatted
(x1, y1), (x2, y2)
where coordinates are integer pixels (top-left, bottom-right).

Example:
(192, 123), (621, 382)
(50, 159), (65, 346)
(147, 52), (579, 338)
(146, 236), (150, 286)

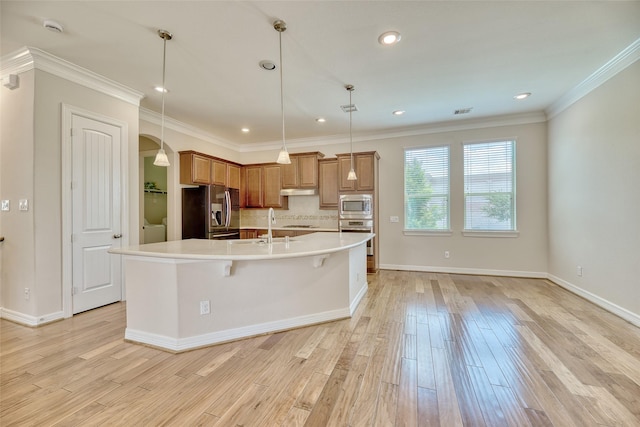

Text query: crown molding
(0, 47), (144, 106)
(546, 37), (640, 119)
(139, 107), (240, 152)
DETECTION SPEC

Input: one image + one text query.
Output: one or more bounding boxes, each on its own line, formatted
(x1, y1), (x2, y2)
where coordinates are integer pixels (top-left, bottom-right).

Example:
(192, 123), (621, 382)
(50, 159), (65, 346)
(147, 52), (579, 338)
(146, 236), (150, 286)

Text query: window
(404, 145), (450, 231)
(463, 140), (516, 231)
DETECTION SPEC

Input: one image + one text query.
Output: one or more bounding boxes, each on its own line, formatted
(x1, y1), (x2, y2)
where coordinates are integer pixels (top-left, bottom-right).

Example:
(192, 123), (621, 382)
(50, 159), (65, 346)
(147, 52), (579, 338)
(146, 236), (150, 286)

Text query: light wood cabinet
(263, 164), (287, 208)
(180, 151), (241, 188)
(211, 159), (226, 186)
(227, 164), (241, 189)
(180, 152), (211, 185)
(337, 152), (378, 192)
(318, 159), (339, 209)
(241, 164), (288, 209)
(281, 152), (323, 189)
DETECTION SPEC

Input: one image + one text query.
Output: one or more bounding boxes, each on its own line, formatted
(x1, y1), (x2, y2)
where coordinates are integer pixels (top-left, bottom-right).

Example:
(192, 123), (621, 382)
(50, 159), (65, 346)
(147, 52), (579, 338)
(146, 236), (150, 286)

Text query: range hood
(280, 188), (318, 196)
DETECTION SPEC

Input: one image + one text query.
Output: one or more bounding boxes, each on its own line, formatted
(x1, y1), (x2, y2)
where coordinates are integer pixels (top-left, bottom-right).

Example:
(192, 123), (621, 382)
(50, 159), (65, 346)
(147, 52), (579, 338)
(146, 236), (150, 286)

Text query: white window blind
(404, 145), (449, 230)
(463, 140), (516, 231)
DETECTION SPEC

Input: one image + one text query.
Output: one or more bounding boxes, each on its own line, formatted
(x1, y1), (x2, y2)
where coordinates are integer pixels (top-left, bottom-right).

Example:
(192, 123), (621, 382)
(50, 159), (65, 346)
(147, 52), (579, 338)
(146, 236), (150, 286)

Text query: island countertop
(110, 231), (373, 261)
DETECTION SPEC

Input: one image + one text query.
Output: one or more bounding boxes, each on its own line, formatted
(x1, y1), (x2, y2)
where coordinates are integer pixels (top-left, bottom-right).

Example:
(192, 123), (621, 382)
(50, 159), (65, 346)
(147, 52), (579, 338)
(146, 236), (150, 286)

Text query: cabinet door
(211, 159), (227, 186)
(263, 164), (287, 208)
(298, 154), (318, 188)
(338, 156), (356, 191)
(244, 166), (263, 207)
(227, 164), (241, 189)
(355, 154), (375, 191)
(281, 156), (299, 188)
(319, 159), (339, 209)
(192, 155), (211, 184)
(180, 153), (211, 185)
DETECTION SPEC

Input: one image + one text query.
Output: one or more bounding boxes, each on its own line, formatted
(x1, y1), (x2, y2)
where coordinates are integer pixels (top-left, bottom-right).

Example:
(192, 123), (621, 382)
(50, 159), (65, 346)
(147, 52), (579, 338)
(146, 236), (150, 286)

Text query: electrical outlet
(577, 266), (583, 277)
(24, 287), (30, 300)
(199, 300), (210, 315)
(444, 251), (450, 259)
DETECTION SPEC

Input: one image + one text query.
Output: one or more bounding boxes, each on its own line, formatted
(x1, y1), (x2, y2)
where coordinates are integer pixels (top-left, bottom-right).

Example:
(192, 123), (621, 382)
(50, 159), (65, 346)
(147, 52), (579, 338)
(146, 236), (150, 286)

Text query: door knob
(113, 234), (122, 239)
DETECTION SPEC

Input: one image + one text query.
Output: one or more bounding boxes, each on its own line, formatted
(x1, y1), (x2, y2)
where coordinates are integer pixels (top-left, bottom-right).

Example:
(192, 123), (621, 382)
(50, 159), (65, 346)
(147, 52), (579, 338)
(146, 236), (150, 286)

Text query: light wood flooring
(2, 271), (640, 426)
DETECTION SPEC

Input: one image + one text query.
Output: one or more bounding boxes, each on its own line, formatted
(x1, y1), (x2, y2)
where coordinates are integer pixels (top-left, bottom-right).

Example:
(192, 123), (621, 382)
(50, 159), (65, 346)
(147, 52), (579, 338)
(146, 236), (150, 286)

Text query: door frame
(61, 104), (129, 318)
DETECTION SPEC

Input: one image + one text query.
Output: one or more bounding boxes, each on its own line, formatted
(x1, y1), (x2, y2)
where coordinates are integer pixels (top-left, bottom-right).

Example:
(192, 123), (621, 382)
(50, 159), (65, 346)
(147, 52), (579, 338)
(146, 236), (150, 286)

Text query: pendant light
(345, 84), (357, 181)
(274, 20), (291, 165)
(153, 29), (172, 167)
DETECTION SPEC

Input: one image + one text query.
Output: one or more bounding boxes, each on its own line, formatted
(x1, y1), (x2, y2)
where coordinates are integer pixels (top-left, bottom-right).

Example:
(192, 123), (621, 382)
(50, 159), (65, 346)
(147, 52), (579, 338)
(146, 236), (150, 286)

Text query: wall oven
(339, 219), (374, 256)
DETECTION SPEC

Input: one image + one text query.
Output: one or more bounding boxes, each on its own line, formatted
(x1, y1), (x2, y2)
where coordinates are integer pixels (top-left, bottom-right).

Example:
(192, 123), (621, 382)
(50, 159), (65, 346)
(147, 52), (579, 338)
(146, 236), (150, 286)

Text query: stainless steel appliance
(339, 194), (373, 219)
(182, 185), (240, 240)
(339, 194), (375, 257)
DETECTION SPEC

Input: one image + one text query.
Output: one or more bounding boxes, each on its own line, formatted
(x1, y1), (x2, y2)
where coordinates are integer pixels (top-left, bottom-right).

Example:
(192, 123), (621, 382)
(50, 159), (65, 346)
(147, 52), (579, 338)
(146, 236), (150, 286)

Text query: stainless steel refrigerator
(182, 185), (240, 240)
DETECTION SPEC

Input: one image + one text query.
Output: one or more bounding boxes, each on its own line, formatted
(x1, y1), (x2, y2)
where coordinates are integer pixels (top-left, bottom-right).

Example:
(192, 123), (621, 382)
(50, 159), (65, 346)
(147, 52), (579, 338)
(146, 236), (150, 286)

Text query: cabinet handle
(113, 234), (122, 239)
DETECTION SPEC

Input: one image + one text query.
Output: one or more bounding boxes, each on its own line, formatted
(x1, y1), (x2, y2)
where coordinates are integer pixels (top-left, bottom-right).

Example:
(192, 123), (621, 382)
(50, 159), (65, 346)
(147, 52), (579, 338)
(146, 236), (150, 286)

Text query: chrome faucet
(267, 207), (276, 244)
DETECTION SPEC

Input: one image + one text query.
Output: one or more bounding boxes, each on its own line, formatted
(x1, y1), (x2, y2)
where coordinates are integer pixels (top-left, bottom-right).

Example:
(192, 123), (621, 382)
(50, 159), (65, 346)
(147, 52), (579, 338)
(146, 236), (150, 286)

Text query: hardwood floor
(2, 271), (640, 426)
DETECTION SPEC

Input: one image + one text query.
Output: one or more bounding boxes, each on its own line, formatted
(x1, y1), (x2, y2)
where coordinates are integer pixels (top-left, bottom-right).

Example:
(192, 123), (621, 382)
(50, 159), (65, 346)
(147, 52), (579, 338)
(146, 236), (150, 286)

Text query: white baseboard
(547, 274), (640, 328)
(350, 282), (369, 315)
(379, 263), (547, 278)
(0, 307), (64, 326)
(125, 307), (351, 352)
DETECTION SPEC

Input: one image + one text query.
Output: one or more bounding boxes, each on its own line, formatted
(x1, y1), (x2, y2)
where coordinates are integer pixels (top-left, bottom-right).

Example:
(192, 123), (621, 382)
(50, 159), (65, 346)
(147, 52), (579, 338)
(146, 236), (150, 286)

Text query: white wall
(548, 60), (640, 322)
(0, 70), (36, 315)
(0, 67), (140, 321)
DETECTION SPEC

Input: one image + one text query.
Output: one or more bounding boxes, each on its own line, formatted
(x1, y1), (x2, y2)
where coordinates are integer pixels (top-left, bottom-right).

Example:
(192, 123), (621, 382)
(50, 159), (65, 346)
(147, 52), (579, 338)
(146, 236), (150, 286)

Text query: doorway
(139, 136), (168, 244)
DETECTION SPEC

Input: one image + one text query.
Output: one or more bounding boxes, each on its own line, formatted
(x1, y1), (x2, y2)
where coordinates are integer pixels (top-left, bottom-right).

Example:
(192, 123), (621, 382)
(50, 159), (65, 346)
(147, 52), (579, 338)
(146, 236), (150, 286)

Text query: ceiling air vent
(454, 107), (473, 115)
(341, 104), (358, 113)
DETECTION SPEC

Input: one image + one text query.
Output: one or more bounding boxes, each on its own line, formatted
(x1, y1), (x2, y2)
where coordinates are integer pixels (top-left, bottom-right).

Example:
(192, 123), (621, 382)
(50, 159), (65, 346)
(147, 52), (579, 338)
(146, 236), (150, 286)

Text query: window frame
(403, 144), (451, 235)
(462, 139), (518, 236)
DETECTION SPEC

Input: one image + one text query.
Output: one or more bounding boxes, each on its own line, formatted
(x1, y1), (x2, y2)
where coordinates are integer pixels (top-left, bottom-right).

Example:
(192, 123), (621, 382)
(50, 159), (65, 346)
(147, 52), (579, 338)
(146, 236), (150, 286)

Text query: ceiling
(1, 1), (639, 147)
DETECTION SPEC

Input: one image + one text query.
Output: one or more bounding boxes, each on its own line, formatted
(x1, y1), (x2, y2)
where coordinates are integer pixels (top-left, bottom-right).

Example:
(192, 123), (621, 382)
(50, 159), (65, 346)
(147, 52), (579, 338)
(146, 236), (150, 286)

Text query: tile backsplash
(240, 195), (338, 229)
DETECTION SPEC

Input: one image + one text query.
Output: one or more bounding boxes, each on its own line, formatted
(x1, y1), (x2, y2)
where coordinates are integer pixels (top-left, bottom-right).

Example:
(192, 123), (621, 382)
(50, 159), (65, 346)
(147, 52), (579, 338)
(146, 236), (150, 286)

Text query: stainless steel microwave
(339, 194), (373, 219)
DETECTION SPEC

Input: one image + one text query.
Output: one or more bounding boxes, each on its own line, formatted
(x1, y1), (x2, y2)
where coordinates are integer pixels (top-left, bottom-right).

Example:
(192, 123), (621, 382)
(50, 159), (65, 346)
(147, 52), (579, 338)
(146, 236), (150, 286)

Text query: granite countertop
(110, 231), (372, 261)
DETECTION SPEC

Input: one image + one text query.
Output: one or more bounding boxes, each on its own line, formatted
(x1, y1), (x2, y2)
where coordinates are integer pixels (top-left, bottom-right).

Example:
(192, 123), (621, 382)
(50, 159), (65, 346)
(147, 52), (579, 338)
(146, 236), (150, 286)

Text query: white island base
(115, 233), (370, 352)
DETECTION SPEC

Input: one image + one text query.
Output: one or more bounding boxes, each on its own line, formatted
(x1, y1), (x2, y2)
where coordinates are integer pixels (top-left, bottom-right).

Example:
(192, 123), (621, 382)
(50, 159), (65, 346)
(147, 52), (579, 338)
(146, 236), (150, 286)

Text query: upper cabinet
(281, 152), (324, 189)
(179, 151), (241, 189)
(180, 152), (211, 185)
(337, 151), (379, 192)
(318, 158), (339, 209)
(241, 163), (288, 209)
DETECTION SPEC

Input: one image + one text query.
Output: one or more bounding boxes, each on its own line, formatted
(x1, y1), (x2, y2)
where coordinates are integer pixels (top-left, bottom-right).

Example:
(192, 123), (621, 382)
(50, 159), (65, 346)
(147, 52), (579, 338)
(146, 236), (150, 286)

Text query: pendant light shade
(345, 84), (357, 181)
(274, 20), (291, 164)
(154, 29), (172, 167)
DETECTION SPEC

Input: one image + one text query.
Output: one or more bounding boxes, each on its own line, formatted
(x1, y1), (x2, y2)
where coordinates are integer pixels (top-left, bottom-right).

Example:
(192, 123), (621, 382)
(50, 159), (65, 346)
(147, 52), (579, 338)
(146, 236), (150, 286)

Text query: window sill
(403, 230), (453, 237)
(462, 230), (519, 238)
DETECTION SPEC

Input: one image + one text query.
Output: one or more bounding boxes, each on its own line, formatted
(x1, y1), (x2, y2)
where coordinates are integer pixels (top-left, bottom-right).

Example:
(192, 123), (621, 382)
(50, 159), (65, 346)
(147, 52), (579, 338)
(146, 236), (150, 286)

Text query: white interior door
(71, 114), (122, 314)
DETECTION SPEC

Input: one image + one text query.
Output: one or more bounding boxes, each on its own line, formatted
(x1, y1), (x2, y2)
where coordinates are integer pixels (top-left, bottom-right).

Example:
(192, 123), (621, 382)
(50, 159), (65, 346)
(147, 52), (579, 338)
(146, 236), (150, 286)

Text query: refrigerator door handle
(224, 190), (231, 228)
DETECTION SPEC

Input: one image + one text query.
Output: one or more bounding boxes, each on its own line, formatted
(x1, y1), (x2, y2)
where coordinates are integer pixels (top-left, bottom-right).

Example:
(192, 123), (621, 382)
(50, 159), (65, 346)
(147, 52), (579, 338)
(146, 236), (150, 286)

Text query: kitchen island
(110, 232), (372, 352)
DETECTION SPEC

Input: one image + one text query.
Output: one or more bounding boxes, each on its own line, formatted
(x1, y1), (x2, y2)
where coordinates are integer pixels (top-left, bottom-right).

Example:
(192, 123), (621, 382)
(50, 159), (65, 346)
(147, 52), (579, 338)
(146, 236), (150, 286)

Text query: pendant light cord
(279, 29), (286, 151)
(160, 36), (167, 151)
(349, 88), (353, 170)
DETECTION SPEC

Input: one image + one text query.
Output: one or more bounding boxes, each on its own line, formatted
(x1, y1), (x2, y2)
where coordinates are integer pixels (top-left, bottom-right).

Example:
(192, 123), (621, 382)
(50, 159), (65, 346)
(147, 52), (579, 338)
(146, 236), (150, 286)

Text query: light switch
(390, 216), (399, 223)
(1, 200), (9, 211)
(19, 199), (29, 211)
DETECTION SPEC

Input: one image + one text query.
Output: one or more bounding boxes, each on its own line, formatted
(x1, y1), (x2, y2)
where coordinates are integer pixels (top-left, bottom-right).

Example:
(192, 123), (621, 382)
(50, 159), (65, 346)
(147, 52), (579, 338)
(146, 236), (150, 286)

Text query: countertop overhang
(110, 231), (373, 261)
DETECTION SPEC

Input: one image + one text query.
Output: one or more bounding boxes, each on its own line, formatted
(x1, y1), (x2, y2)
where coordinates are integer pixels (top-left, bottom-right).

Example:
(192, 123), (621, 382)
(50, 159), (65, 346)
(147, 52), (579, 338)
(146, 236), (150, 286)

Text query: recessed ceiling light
(241, 127), (250, 133)
(514, 92), (531, 100)
(259, 60), (277, 71)
(392, 110), (405, 116)
(154, 86), (168, 93)
(378, 31), (401, 46)
(316, 117), (326, 123)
